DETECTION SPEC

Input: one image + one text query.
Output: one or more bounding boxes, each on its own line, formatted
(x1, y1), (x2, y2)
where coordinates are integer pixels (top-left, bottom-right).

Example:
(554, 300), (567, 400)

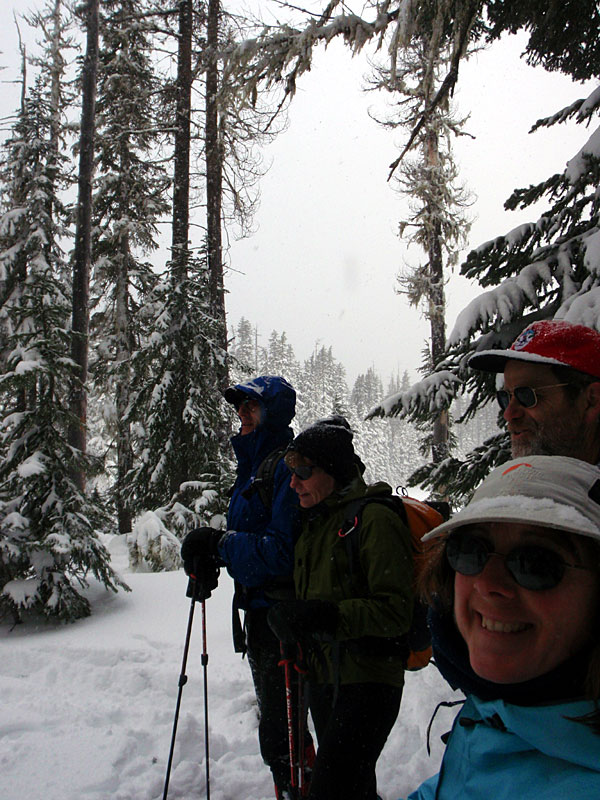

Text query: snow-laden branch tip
(449, 260), (554, 345)
(565, 125), (600, 184)
(367, 370), (462, 419)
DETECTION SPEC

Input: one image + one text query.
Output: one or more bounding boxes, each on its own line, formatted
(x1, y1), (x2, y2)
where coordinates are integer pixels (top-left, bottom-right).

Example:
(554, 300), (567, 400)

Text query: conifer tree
(296, 344), (348, 430)
(229, 316), (260, 374)
(0, 13), (125, 622)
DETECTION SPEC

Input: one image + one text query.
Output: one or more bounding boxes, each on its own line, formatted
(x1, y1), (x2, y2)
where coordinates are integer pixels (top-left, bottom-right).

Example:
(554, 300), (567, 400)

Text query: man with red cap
(469, 319), (600, 462)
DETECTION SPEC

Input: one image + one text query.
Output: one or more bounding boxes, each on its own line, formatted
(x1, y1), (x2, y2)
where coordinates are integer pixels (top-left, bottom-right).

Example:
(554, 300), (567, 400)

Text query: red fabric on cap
(469, 320), (600, 379)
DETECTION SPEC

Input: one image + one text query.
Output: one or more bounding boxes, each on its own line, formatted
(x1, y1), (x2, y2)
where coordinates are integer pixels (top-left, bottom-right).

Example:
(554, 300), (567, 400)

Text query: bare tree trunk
(69, 0), (98, 491)
(424, 127), (449, 467)
(48, 0), (63, 215)
(205, 0), (228, 385)
(115, 341), (133, 533)
(168, 0), (193, 497)
(115, 215), (133, 534)
(171, 0), (192, 283)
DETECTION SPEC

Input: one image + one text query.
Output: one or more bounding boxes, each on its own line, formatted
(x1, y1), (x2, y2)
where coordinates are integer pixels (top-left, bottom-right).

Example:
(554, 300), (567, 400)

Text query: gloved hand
(181, 527), (223, 576)
(267, 600), (339, 644)
(181, 527), (223, 602)
(185, 559), (219, 601)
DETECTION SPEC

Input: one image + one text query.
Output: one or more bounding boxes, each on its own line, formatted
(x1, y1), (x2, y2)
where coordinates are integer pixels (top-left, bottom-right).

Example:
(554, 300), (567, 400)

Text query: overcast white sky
(226, 30), (596, 385)
(1, 3), (595, 386)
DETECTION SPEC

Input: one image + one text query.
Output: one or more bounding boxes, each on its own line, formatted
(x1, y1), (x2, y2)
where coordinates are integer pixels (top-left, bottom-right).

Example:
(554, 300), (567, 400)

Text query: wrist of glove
(181, 527), (223, 576)
(267, 599), (339, 644)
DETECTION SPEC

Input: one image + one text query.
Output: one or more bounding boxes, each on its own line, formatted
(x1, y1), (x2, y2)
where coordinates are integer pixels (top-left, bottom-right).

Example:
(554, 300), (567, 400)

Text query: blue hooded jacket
(218, 376), (299, 610)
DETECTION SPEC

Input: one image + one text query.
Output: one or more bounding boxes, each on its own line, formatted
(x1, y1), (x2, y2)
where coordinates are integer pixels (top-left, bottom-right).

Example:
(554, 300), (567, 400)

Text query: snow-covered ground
(0, 536), (462, 800)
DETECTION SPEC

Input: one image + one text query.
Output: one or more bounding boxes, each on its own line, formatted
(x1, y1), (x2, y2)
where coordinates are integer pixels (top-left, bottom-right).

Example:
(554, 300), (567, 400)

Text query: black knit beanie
(287, 415), (357, 486)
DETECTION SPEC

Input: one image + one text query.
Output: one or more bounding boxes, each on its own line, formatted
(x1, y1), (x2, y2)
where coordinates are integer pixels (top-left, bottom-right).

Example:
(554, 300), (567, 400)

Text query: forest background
(0, 0), (599, 622)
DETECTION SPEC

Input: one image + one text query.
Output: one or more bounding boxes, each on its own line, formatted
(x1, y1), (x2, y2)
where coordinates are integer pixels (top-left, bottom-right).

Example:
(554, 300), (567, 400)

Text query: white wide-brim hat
(423, 455), (600, 543)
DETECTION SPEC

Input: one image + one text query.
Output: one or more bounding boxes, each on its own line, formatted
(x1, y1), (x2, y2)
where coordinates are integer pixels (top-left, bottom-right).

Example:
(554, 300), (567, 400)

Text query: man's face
(501, 361), (596, 460)
(237, 397), (262, 435)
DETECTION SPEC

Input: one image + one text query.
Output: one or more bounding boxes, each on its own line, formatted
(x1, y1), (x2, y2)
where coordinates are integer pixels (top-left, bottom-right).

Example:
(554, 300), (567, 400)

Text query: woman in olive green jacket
(268, 416), (413, 800)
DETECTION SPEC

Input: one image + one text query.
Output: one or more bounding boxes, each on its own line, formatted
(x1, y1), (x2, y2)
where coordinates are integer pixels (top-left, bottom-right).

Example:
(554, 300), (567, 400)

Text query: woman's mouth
(480, 615), (530, 633)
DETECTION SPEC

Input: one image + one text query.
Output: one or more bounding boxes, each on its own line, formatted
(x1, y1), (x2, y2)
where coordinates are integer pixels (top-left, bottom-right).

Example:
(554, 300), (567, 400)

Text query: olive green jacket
(294, 476), (413, 687)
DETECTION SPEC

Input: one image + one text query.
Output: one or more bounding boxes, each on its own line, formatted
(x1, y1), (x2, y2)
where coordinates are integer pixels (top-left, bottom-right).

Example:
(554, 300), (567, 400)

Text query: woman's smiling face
(453, 522), (599, 684)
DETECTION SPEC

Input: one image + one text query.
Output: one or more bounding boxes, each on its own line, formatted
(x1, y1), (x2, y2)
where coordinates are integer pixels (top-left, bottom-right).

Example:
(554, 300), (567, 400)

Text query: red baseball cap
(469, 319), (600, 380)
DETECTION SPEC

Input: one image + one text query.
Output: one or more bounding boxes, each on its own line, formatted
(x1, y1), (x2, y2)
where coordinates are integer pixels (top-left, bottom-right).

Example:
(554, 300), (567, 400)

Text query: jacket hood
(224, 375), (296, 430)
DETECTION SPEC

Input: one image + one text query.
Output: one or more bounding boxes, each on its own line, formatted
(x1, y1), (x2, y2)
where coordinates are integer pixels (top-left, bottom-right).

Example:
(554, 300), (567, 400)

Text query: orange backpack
(339, 493), (448, 670)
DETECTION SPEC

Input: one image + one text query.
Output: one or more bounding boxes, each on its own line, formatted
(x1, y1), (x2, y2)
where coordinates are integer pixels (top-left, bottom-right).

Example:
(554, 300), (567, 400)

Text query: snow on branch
(449, 260), (553, 345)
(565, 126), (600, 184)
(557, 286), (600, 327)
(530, 84), (600, 132)
(367, 369), (462, 420)
(223, 11), (385, 101)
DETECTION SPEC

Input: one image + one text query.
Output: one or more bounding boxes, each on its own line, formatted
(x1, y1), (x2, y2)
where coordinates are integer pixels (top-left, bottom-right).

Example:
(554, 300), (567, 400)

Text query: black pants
(246, 608), (313, 791)
(307, 681), (402, 800)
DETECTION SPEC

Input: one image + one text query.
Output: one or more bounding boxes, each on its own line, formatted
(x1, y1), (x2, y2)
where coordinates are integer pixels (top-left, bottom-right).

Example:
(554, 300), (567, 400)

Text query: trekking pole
(295, 644), (311, 798)
(201, 598), (211, 800)
(279, 642), (298, 795)
(163, 585), (197, 800)
(297, 670), (306, 798)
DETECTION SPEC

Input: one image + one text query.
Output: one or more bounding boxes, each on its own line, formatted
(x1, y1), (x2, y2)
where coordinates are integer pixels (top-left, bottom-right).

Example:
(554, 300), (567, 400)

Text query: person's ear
(583, 382), (600, 422)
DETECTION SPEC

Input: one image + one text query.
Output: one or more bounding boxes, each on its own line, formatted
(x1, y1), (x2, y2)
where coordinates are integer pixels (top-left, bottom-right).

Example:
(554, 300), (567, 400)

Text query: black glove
(181, 527), (223, 575)
(181, 527), (222, 602)
(186, 560), (219, 601)
(267, 600), (339, 644)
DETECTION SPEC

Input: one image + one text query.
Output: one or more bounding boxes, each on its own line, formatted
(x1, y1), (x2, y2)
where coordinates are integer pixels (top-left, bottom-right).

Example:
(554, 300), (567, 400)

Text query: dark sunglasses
(288, 464), (315, 480)
(496, 383), (570, 411)
(445, 530), (588, 591)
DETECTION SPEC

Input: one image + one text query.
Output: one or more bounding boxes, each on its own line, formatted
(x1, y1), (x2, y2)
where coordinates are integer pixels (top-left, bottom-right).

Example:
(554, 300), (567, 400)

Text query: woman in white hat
(402, 455), (600, 800)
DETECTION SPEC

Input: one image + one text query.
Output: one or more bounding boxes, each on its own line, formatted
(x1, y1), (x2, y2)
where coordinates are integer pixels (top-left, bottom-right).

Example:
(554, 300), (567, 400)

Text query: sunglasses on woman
(288, 463), (316, 480)
(495, 383), (570, 411)
(445, 530), (589, 591)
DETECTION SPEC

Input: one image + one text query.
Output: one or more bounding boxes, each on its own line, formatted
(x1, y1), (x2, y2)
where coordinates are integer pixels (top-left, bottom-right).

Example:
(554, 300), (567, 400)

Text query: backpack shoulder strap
(241, 446), (287, 509)
(338, 495), (406, 576)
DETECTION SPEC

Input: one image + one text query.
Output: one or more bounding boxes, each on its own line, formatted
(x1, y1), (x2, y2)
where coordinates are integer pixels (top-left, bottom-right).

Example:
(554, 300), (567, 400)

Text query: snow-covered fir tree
(229, 316), (259, 375)
(0, 20), (126, 622)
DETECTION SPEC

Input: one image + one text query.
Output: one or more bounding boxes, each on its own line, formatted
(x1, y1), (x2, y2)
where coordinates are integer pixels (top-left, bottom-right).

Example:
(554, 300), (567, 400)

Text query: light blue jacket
(405, 693), (600, 799)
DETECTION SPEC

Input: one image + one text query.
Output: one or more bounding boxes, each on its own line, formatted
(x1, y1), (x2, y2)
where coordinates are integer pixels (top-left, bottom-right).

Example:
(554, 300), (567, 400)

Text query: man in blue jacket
(182, 376), (311, 798)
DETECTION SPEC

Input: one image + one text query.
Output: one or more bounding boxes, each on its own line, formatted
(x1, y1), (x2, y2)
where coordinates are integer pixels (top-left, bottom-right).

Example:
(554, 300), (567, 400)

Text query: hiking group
(181, 319), (600, 800)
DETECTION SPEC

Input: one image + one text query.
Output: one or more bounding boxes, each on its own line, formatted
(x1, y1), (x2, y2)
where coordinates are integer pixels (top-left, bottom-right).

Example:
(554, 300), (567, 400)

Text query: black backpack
(338, 493), (449, 670)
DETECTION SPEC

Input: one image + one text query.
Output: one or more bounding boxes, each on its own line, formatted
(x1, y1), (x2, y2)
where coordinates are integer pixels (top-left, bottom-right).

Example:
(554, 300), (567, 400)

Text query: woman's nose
(474, 552), (518, 597)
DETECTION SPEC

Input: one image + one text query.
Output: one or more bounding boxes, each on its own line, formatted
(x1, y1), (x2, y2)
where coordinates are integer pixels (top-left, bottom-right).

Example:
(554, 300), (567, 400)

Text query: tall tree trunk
(169, 0), (193, 497)
(69, 0), (99, 491)
(205, 0), (228, 386)
(115, 204), (133, 534)
(171, 0), (192, 283)
(47, 0), (63, 229)
(424, 126), (449, 467)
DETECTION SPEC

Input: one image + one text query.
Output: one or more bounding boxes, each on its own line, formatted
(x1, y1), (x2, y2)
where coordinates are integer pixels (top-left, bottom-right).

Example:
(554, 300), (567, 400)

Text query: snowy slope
(0, 536), (460, 800)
